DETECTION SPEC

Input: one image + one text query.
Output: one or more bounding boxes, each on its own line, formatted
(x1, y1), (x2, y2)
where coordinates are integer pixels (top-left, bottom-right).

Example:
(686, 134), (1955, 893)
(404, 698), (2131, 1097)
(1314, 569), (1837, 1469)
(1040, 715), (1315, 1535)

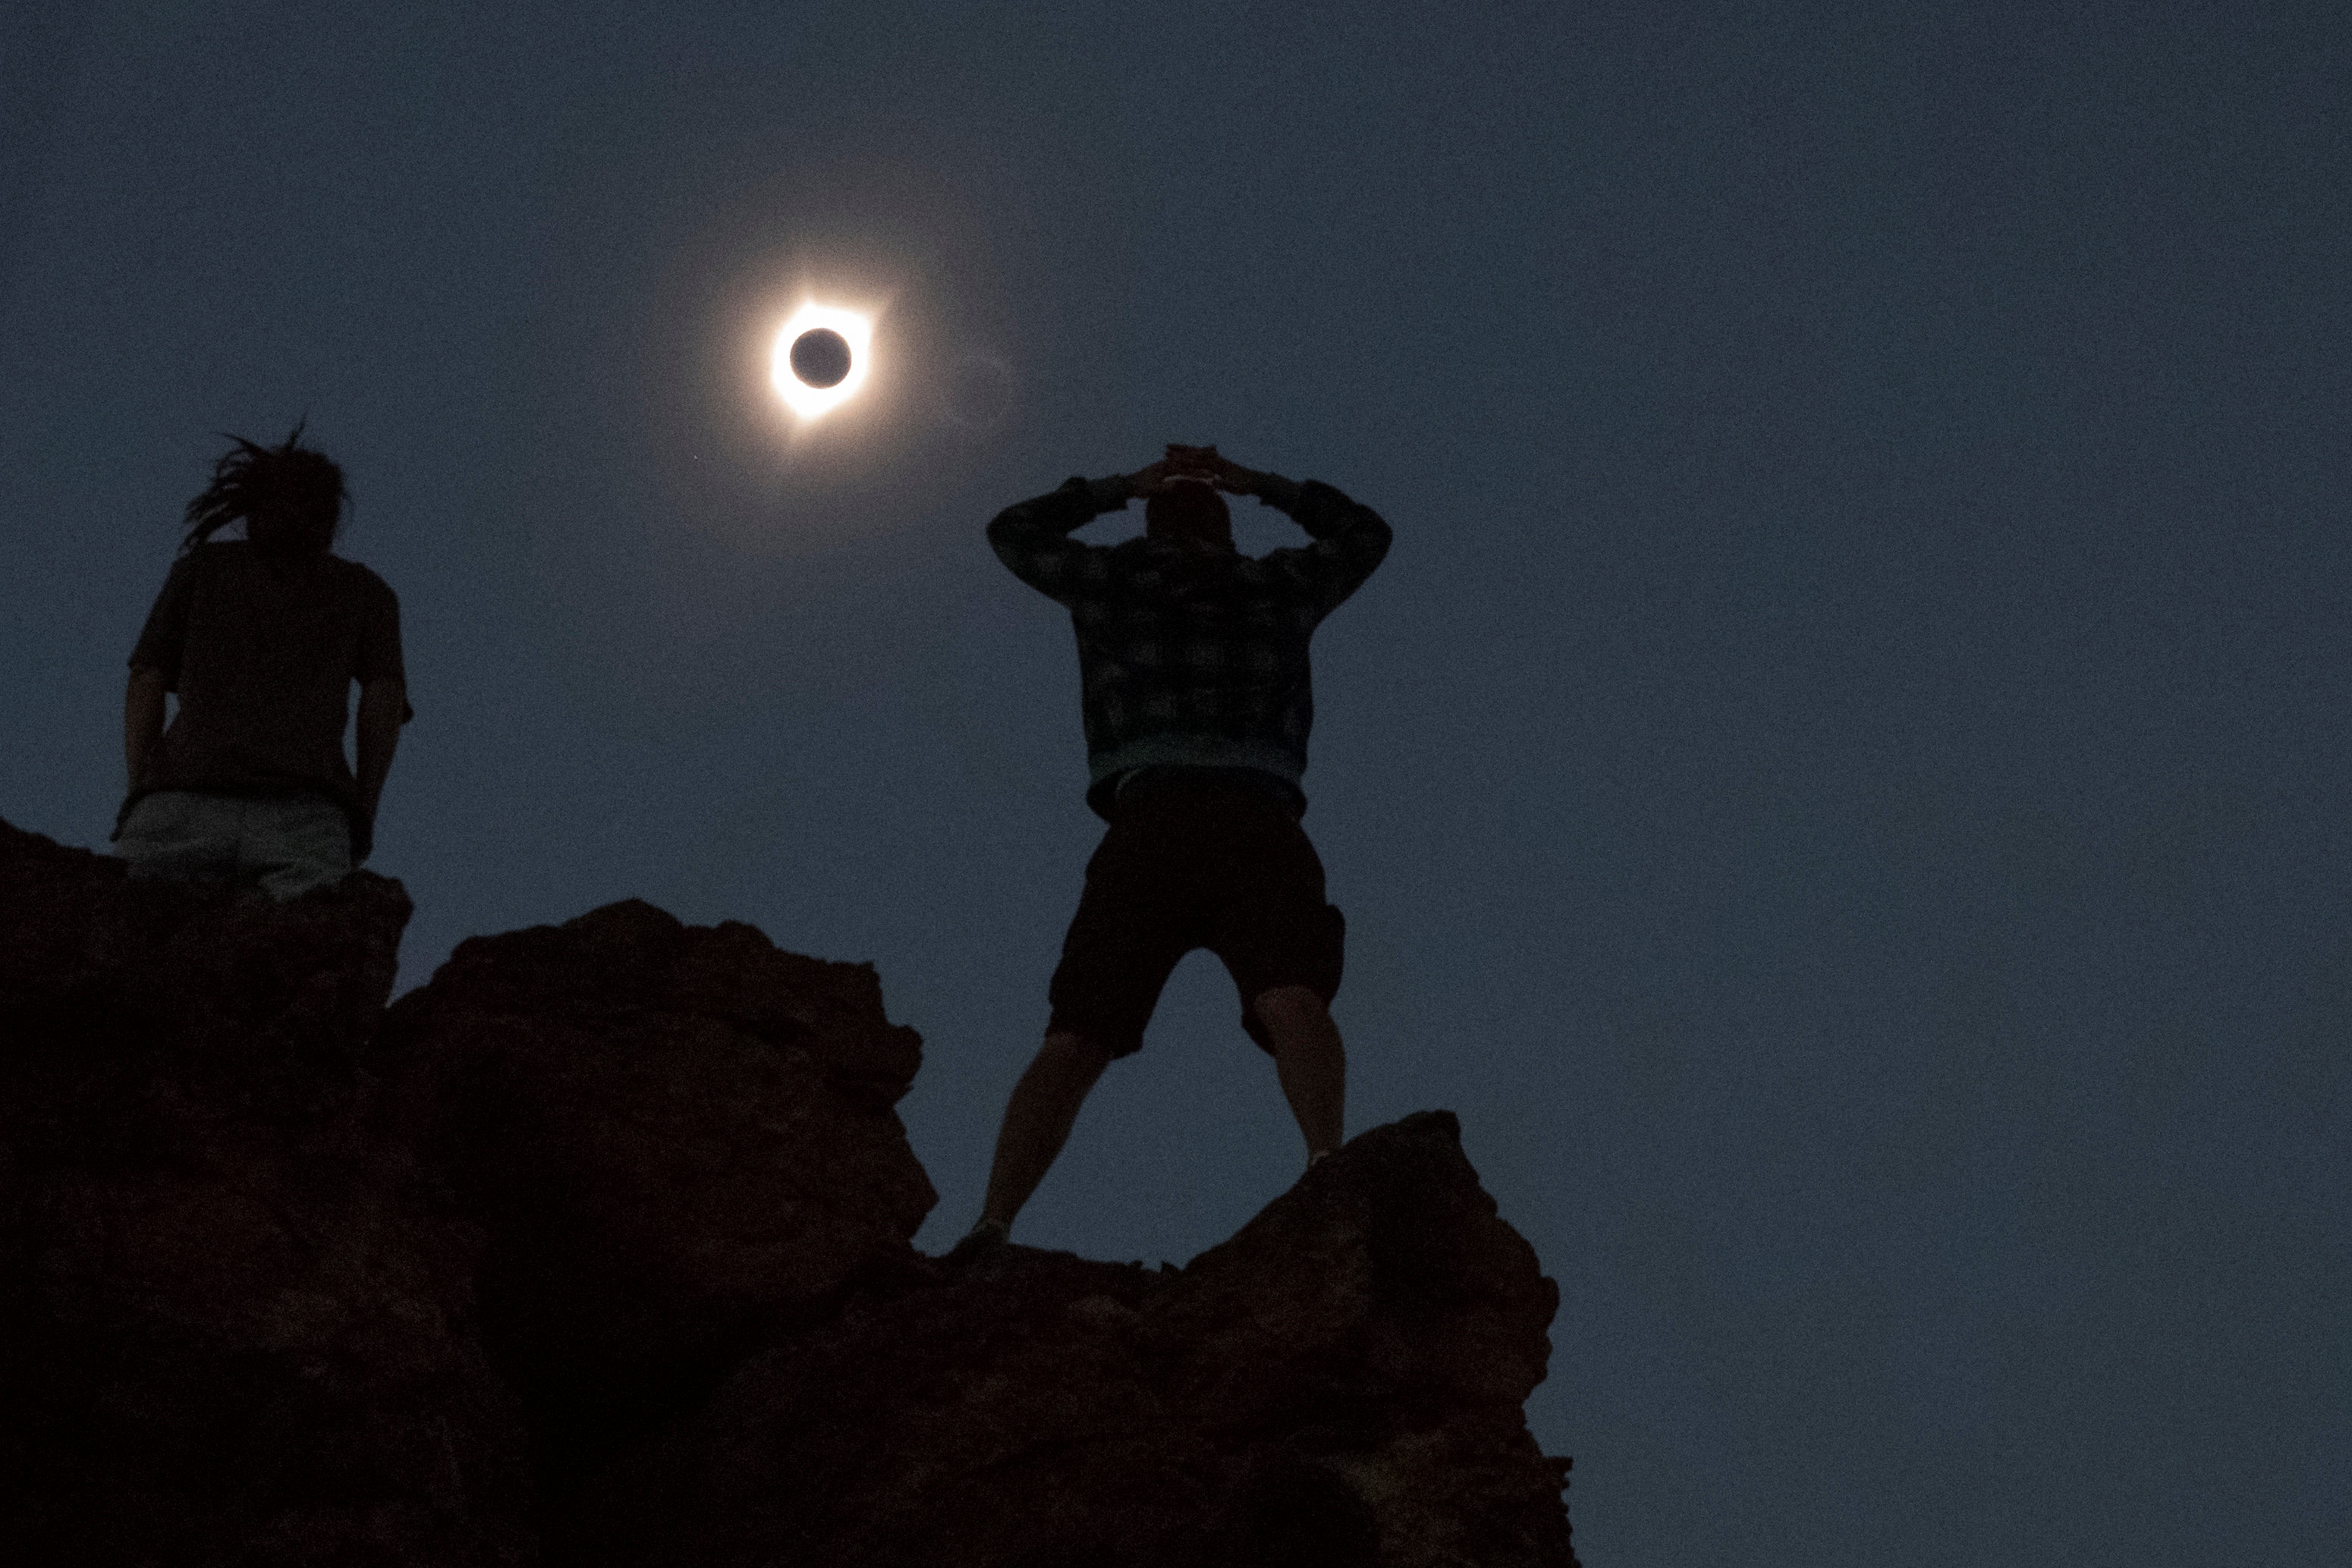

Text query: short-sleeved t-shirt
(120, 541), (406, 839)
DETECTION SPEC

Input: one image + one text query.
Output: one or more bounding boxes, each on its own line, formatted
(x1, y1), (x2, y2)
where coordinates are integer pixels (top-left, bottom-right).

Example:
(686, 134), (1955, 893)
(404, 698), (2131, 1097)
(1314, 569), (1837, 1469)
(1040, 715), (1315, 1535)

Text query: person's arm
(124, 667), (168, 789)
(1263, 479), (1392, 611)
(985, 458), (1175, 604)
(355, 677), (404, 827)
(123, 556), (196, 789)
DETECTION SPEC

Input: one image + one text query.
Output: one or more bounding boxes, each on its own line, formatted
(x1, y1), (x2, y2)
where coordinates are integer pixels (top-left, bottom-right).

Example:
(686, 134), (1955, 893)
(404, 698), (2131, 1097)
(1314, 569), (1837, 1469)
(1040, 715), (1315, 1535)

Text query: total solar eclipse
(770, 303), (873, 421)
(788, 328), (851, 388)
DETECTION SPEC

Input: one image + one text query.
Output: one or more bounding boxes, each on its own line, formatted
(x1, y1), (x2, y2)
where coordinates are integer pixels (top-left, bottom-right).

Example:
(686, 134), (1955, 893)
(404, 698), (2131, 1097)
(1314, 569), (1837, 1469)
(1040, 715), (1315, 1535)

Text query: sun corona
(771, 303), (873, 420)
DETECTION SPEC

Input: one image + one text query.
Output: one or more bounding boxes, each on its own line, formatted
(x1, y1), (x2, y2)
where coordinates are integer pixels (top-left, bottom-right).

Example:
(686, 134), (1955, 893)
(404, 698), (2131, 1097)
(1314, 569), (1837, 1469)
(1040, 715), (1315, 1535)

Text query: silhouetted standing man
(115, 426), (410, 900)
(959, 445), (1392, 1252)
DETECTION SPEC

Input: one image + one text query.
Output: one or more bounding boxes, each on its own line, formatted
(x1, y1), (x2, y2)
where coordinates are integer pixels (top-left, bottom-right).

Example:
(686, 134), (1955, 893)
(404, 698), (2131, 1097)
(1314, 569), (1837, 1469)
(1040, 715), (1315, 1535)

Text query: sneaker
(945, 1217), (1010, 1262)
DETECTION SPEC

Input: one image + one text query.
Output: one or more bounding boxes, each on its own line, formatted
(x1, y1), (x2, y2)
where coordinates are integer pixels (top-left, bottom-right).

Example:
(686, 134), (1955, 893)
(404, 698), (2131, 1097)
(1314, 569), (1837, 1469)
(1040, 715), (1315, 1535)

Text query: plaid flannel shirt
(989, 472), (1392, 819)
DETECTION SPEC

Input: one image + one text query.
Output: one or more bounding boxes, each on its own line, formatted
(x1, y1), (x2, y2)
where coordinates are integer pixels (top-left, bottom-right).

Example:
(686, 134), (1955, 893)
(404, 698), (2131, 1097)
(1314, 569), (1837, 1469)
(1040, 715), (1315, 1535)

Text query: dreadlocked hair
(180, 420), (349, 557)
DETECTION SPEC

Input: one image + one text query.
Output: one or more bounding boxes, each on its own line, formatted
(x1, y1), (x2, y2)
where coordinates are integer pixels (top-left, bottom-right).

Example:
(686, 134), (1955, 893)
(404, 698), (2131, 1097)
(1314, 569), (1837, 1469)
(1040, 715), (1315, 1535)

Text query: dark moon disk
(788, 328), (853, 388)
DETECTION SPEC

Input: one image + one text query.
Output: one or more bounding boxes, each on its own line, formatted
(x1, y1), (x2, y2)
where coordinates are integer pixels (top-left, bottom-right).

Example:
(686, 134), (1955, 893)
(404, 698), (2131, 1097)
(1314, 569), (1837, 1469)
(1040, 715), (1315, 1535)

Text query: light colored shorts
(116, 790), (353, 901)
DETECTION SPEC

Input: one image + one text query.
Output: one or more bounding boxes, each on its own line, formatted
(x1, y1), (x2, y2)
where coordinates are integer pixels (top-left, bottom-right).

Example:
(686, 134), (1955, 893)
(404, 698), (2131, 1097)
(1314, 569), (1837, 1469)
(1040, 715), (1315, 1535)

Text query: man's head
(181, 423), (348, 557)
(1144, 476), (1233, 549)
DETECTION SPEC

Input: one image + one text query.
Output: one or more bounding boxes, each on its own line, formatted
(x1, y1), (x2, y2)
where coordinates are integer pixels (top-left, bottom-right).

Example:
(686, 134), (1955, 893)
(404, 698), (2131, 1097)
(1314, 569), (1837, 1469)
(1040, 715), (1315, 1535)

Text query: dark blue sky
(4, 4), (2344, 1563)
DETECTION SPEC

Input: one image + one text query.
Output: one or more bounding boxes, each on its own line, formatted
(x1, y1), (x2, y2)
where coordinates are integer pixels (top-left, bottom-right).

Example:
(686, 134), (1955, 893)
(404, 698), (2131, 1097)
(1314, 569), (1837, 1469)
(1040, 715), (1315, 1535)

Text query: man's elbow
(126, 667), (169, 730)
(986, 509), (1038, 553)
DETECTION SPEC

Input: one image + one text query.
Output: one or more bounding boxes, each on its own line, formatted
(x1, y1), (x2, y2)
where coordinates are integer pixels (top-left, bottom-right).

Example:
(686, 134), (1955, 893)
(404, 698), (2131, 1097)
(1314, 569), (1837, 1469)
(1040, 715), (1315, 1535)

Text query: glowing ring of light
(772, 303), (873, 419)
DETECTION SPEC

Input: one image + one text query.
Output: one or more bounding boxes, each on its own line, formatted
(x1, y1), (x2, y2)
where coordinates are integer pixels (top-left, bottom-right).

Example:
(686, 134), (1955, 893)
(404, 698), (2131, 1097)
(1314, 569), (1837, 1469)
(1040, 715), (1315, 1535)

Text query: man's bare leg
(977, 1031), (1114, 1234)
(1253, 984), (1346, 1161)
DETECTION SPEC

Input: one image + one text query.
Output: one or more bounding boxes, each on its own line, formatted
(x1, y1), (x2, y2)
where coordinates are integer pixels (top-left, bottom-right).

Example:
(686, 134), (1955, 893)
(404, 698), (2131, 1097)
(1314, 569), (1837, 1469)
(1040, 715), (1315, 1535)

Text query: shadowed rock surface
(1, 815), (1576, 1566)
(0, 819), (530, 1567)
(375, 897), (938, 1491)
(573, 1114), (1571, 1568)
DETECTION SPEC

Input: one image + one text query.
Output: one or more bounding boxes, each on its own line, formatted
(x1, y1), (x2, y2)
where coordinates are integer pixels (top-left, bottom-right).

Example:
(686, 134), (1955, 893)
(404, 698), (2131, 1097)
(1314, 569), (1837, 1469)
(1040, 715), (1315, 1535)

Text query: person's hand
(1124, 456), (1177, 499)
(1165, 444), (1266, 497)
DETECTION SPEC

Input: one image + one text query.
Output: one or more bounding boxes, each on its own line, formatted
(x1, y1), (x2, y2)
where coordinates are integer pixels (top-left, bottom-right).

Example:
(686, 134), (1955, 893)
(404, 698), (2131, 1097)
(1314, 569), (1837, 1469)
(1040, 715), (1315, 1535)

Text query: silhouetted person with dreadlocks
(115, 426), (410, 900)
(953, 444), (1391, 1256)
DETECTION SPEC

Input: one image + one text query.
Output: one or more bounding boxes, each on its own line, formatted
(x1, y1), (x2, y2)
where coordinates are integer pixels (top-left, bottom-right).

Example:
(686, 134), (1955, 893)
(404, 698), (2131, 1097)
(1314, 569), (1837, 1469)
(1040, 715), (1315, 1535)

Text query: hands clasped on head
(1123, 443), (1268, 501)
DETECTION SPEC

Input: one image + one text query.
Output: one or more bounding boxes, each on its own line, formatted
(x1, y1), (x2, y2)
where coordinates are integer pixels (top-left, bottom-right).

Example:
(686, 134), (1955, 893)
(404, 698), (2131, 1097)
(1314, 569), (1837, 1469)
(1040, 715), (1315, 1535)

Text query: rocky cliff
(0, 816), (1576, 1566)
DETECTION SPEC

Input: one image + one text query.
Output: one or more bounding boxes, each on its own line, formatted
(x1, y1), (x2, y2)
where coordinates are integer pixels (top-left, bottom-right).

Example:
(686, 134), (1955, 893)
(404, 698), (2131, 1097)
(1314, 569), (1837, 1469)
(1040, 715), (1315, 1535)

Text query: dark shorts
(1047, 769), (1346, 1057)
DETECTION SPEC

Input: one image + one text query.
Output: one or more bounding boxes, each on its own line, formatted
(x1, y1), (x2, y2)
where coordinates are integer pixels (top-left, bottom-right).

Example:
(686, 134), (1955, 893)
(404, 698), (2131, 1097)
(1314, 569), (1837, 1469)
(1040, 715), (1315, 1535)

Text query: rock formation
(0, 815), (1576, 1566)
